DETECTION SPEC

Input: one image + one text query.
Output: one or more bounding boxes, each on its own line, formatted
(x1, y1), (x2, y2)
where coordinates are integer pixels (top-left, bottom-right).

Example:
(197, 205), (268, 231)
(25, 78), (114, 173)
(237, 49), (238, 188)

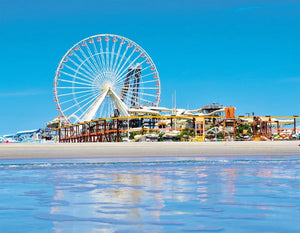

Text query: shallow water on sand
(0, 156), (299, 233)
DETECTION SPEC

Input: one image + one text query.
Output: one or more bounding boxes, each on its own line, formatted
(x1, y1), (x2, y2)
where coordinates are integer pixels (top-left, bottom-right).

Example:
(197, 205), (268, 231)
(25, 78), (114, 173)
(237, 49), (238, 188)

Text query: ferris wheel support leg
(81, 89), (109, 122)
(108, 88), (130, 117)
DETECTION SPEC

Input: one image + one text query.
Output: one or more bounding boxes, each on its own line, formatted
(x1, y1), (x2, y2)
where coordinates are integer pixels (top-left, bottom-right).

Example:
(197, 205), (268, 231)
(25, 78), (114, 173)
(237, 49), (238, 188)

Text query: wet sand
(0, 141), (299, 159)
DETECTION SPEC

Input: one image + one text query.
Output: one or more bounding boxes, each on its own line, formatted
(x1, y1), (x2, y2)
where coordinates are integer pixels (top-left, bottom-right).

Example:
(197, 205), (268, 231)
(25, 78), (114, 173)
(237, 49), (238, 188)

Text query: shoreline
(0, 141), (299, 160)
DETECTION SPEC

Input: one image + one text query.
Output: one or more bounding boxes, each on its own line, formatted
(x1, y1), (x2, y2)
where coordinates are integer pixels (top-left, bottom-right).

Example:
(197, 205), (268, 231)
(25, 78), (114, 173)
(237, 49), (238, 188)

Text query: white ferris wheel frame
(53, 34), (161, 124)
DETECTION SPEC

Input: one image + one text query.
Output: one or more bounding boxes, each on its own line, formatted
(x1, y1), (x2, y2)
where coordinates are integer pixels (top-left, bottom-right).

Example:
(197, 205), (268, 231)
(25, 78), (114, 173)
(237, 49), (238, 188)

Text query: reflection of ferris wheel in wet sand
(54, 34), (160, 124)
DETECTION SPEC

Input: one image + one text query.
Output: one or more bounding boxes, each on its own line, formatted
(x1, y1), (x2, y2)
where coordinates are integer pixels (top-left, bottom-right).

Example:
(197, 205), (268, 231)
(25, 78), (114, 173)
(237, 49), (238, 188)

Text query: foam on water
(1, 156), (300, 169)
(0, 155), (299, 232)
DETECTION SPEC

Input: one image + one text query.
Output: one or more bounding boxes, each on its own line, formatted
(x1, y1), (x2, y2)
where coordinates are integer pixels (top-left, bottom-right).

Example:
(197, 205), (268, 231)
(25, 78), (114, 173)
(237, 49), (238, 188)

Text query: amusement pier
(47, 34), (299, 143)
(2, 34), (300, 143)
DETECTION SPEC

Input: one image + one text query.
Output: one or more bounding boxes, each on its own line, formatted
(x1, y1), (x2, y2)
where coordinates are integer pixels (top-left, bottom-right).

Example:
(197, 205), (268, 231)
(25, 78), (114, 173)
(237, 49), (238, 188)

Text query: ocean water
(0, 156), (299, 233)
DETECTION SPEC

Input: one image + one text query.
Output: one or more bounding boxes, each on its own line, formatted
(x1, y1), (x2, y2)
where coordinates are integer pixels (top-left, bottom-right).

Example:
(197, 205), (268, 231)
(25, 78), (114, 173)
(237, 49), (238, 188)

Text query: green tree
(236, 124), (252, 139)
(158, 132), (165, 142)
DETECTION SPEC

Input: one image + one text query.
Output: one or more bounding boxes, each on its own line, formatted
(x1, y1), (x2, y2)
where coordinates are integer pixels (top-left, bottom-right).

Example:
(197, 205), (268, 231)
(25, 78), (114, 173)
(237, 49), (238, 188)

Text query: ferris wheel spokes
(98, 37), (108, 75)
(109, 38), (116, 72)
(91, 41), (104, 76)
(72, 51), (98, 77)
(78, 46), (100, 75)
(59, 91), (96, 105)
(62, 91), (100, 114)
(114, 48), (136, 79)
(58, 70), (94, 85)
(68, 91), (103, 121)
(113, 45), (129, 77)
(85, 40), (101, 74)
(66, 56), (96, 79)
(62, 64), (94, 83)
(56, 78), (93, 87)
(112, 40), (124, 73)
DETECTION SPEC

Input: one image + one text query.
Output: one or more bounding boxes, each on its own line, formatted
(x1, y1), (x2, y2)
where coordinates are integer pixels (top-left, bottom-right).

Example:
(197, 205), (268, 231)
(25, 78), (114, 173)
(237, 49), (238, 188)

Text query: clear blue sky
(1, 0), (299, 134)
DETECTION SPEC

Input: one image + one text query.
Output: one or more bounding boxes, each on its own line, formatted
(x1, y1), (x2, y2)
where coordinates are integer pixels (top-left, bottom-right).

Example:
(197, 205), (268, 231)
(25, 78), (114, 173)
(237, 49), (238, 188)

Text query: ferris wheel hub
(101, 82), (113, 92)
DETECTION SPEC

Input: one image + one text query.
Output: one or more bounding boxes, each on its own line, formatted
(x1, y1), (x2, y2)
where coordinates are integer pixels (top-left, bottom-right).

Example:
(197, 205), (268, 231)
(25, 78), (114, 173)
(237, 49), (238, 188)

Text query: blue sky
(0, 0), (299, 134)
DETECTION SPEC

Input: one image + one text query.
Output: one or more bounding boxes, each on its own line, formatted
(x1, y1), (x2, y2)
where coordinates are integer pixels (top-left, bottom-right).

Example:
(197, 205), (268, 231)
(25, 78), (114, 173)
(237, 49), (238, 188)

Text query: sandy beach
(0, 141), (299, 159)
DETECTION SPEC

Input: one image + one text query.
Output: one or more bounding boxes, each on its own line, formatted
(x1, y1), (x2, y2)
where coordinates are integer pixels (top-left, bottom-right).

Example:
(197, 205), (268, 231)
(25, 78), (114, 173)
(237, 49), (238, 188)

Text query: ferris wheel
(53, 34), (160, 124)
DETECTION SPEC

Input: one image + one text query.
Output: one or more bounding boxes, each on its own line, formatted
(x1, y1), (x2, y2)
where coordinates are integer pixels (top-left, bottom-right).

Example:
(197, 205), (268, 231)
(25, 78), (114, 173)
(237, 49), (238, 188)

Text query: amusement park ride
(50, 34), (225, 124)
(47, 34), (299, 143)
